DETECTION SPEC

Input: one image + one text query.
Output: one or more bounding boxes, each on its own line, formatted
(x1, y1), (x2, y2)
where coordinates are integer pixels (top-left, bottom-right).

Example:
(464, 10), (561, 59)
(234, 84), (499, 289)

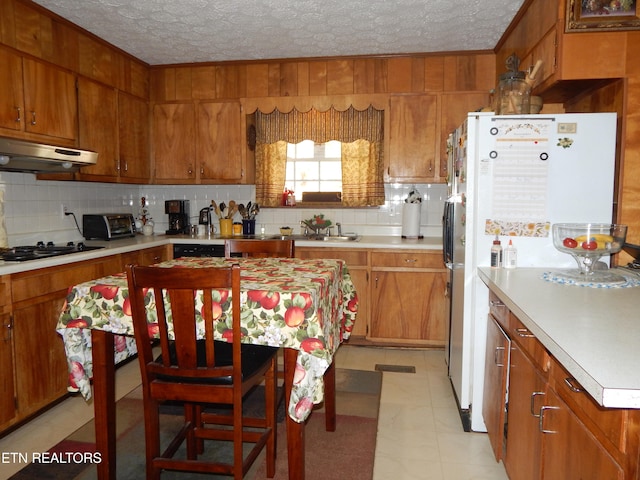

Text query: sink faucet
(336, 222), (342, 236)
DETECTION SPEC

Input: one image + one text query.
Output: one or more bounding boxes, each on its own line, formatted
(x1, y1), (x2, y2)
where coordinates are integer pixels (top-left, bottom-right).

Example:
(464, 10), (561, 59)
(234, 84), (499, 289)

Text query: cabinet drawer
(371, 251), (443, 269)
(296, 248), (368, 267)
(550, 357), (626, 452)
(508, 313), (550, 374)
(489, 291), (508, 329)
(11, 256), (119, 305)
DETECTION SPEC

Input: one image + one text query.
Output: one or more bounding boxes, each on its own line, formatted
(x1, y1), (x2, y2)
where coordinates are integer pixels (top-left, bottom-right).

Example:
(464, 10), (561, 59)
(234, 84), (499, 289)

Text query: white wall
(0, 171), (446, 245)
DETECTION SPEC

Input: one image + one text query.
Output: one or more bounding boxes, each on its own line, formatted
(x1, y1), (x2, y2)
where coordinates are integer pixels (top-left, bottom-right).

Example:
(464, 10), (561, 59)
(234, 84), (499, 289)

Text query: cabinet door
(370, 270), (446, 344)
(22, 58), (77, 140)
(482, 316), (510, 461)
(198, 102), (243, 183)
(119, 92), (150, 182)
(440, 93), (489, 178)
(0, 48), (24, 132)
(152, 103), (196, 182)
(387, 94), (439, 183)
(13, 299), (70, 418)
(541, 387), (623, 480)
(504, 344), (544, 480)
(0, 311), (15, 428)
(77, 77), (119, 177)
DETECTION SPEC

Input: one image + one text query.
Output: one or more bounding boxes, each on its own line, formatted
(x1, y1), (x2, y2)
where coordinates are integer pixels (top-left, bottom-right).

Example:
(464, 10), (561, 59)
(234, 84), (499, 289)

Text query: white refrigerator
(442, 112), (617, 432)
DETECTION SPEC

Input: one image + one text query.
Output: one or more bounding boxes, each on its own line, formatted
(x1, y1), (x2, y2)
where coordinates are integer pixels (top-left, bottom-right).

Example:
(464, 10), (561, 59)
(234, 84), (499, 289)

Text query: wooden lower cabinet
(482, 316), (510, 462)
(1, 246), (169, 435)
(370, 251), (447, 346)
(504, 343), (546, 480)
(296, 247), (446, 345)
(0, 276), (15, 429)
(484, 289), (637, 480)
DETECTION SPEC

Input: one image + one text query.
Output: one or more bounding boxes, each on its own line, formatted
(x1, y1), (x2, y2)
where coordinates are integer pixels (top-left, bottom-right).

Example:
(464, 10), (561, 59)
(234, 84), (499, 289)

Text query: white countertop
(478, 267), (640, 409)
(0, 234), (442, 275)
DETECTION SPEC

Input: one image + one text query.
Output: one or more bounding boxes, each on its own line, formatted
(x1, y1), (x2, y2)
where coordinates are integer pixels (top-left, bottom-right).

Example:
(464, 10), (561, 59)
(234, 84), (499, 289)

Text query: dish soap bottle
(491, 236), (502, 268)
(503, 239), (517, 269)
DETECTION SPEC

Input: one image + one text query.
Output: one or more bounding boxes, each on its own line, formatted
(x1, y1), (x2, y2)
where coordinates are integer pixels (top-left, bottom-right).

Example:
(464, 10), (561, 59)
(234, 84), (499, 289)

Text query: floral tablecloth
(56, 257), (358, 423)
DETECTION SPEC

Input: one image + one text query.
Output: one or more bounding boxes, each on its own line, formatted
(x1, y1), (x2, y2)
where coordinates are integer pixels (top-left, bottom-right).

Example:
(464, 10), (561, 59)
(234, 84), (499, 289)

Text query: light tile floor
(0, 346), (509, 480)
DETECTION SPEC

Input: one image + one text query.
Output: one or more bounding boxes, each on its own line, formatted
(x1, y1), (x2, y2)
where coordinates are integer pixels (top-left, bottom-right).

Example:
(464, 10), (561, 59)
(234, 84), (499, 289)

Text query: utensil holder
(219, 218), (233, 237)
(242, 219), (256, 235)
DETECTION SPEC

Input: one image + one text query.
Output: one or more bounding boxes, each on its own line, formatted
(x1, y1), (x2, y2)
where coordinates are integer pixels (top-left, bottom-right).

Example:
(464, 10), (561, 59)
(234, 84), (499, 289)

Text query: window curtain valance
(254, 104), (385, 207)
(254, 105), (384, 145)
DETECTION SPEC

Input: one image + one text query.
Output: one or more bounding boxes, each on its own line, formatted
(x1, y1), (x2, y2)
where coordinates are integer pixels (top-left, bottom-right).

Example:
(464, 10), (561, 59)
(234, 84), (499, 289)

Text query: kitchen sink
(266, 234), (360, 242)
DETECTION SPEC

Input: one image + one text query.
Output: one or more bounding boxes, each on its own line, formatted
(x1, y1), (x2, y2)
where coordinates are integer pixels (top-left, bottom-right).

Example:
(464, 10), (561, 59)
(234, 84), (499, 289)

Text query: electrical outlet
(61, 203), (69, 218)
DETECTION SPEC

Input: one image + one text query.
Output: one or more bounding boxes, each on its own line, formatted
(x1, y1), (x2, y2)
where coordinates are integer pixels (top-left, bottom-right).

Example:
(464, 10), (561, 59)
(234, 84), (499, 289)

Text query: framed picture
(566, 0), (640, 31)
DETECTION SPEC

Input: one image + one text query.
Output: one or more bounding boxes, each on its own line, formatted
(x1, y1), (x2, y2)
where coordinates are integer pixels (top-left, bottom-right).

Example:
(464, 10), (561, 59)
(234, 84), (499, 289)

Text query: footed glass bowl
(552, 223), (627, 283)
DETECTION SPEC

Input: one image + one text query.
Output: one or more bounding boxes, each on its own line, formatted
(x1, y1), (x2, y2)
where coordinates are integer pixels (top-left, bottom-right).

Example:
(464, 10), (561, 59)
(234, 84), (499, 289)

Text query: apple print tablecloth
(56, 256), (358, 423)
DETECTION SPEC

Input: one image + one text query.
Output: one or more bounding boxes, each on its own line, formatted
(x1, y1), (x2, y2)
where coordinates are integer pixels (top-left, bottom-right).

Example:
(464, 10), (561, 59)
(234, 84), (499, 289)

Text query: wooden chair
(224, 238), (295, 258)
(126, 263), (278, 480)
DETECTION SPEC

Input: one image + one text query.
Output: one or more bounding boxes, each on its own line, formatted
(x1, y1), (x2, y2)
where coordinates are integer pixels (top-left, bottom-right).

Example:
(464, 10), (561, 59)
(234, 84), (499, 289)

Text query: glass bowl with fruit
(552, 223), (627, 283)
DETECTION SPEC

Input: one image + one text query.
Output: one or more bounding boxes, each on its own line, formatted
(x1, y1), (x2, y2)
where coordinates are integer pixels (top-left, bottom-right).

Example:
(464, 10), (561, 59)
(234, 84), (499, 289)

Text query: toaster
(83, 214), (136, 240)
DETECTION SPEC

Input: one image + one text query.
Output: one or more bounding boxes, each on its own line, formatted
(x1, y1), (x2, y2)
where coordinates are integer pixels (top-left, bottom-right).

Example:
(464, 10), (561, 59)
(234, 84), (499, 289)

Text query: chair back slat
(224, 239), (294, 258)
(126, 263), (241, 382)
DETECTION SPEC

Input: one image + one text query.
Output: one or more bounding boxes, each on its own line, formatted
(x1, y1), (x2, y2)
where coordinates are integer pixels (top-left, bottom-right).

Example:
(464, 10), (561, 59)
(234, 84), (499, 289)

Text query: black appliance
(173, 243), (225, 258)
(623, 242), (640, 269)
(165, 200), (190, 235)
(1, 241), (104, 262)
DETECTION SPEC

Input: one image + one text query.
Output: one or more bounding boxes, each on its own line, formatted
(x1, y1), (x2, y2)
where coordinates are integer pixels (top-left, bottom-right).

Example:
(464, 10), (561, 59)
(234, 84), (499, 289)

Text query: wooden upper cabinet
(77, 77), (119, 178)
(152, 102), (196, 182)
(22, 58), (77, 141)
(153, 101), (246, 184)
(118, 92), (150, 182)
(440, 92), (490, 178)
(387, 94), (440, 183)
(0, 50), (76, 142)
(197, 102), (243, 183)
(77, 79), (150, 182)
(0, 49), (24, 132)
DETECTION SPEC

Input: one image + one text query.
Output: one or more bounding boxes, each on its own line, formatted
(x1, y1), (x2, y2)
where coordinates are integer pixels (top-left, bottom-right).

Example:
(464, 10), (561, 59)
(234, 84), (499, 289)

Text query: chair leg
(266, 357), (277, 477)
(144, 399), (162, 480)
(184, 403), (200, 459)
(324, 362), (336, 432)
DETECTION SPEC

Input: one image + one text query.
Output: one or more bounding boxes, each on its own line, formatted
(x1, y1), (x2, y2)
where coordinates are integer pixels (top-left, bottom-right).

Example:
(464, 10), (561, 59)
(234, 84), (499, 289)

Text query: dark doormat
(10, 368), (381, 480)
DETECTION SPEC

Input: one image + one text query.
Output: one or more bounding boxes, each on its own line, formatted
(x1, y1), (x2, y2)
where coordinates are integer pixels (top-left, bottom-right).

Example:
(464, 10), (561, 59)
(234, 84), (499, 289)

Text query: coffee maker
(165, 200), (190, 234)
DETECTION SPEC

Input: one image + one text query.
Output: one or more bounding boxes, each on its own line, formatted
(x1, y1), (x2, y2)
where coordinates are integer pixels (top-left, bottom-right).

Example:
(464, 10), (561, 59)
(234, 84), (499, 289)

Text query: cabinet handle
(30, 110), (36, 125)
(539, 405), (560, 434)
(200, 165), (204, 175)
(14, 106), (21, 123)
(187, 164), (193, 175)
(404, 258), (417, 264)
(489, 300), (505, 307)
(530, 391), (545, 417)
(494, 346), (505, 366)
(3, 316), (12, 343)
(563, 377), (583, 393)
(123, 160), (128, 172)
(515, 327), (535, 338)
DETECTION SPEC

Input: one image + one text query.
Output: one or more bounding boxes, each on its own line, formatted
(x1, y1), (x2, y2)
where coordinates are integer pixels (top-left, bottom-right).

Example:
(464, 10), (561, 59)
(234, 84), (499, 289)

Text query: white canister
(401, 203), (422, 238)
(142, 224), (154, 236)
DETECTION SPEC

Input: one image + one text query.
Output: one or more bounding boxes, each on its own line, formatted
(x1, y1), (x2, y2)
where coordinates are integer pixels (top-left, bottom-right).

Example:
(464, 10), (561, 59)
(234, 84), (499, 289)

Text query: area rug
(10, 368), (381, 480)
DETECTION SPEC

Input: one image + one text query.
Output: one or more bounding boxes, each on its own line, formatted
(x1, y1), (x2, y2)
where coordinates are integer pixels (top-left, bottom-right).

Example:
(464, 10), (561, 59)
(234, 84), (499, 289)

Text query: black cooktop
(1, 242), (104, 262)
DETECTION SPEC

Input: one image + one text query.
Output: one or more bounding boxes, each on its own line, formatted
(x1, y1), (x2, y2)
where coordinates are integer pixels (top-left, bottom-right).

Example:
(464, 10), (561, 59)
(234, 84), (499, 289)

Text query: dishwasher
(172, 243), (225, 258)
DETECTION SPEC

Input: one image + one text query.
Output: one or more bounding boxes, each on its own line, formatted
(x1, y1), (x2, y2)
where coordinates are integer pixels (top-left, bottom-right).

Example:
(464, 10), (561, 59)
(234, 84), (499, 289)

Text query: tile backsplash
(0, 171), (446, 245)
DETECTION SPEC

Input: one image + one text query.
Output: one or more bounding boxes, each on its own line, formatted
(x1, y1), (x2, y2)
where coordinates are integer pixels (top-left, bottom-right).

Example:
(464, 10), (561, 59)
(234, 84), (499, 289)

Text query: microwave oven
(83, 214), (136, 240)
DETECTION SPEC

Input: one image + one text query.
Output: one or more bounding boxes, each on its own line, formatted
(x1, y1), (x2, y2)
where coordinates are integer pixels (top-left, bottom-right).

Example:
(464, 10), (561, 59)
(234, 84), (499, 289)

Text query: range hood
(0, 137), (98, 173)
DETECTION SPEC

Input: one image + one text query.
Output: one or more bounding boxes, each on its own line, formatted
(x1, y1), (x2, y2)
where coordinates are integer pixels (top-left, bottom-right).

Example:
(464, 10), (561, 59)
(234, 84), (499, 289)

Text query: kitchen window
(285, 140), (342, 203)
(252, 105), (385, 207)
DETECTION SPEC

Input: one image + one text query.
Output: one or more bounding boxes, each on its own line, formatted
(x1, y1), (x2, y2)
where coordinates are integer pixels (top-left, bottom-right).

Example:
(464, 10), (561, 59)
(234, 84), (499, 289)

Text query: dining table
(56, 256), (358, 480)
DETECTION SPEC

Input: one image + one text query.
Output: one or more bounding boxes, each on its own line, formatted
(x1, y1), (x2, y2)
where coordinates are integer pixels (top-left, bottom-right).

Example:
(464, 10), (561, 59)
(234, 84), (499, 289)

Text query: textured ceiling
(32, 0), (525, 66)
